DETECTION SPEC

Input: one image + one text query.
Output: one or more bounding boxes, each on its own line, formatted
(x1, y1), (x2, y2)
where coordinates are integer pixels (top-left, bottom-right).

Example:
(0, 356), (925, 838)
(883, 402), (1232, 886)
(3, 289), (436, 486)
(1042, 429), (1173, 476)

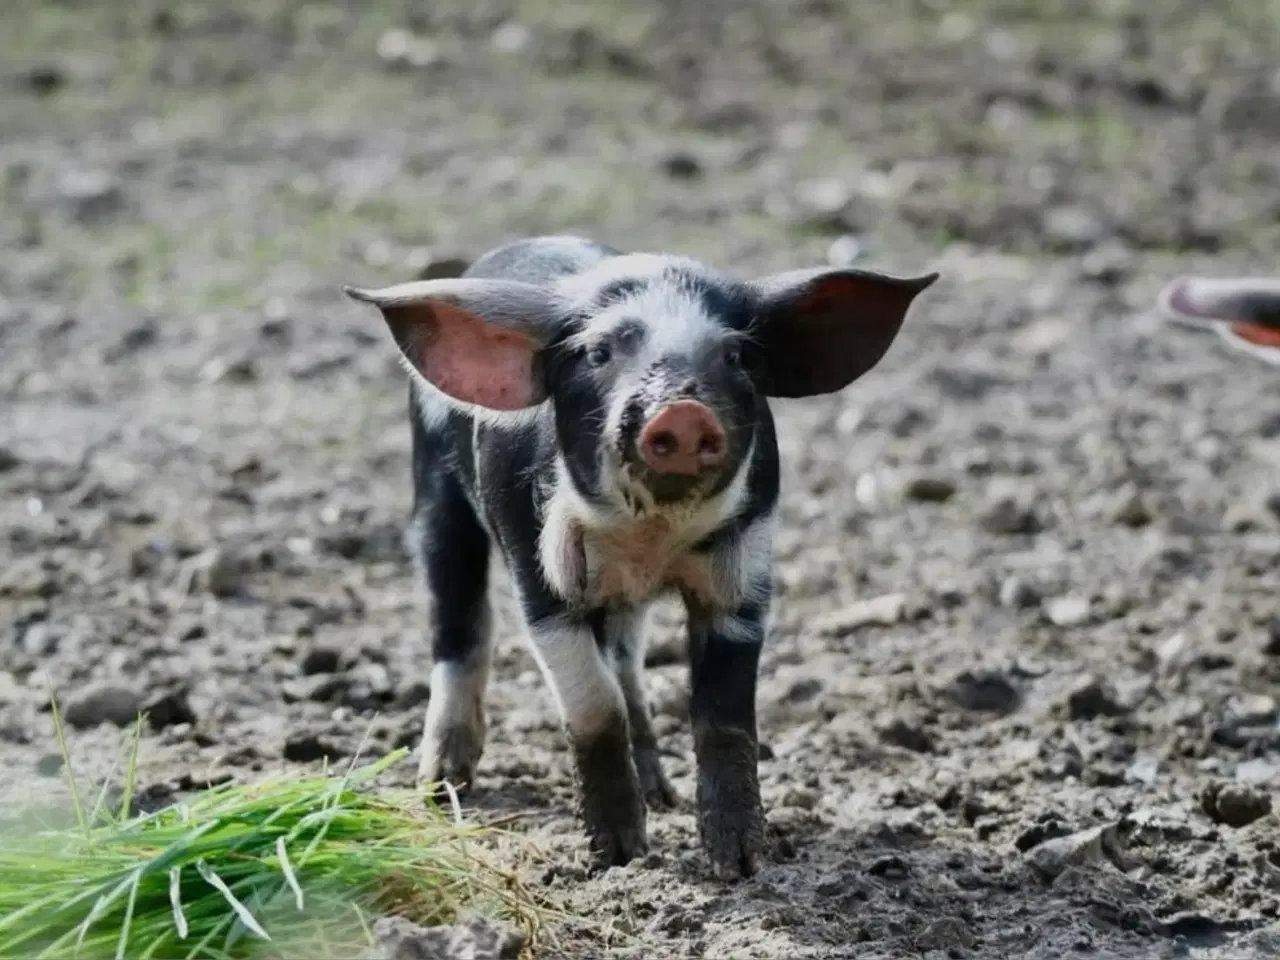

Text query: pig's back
(464, 236), (620, 287)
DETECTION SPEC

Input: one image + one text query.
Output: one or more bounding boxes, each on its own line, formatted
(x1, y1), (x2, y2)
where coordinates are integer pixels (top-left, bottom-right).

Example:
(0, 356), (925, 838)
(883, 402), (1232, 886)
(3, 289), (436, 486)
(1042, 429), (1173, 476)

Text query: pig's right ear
(343, 278), (566, 411)
(748, 266), (939, 398)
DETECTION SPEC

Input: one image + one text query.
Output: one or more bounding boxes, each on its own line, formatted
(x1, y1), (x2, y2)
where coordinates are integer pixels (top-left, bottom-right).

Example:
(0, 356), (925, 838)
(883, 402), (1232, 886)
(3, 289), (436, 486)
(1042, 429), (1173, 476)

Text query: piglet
(344, 237), (937, 878)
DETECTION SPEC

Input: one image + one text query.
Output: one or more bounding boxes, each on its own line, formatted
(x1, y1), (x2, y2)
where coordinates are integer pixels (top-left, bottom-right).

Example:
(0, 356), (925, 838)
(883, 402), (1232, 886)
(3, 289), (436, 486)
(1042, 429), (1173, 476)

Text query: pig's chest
(582, 518), (710, 608)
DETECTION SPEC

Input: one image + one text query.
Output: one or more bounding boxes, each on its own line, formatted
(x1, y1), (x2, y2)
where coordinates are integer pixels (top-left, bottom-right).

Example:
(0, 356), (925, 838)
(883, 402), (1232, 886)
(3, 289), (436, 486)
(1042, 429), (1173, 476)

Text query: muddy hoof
(635, 747), (679, 810)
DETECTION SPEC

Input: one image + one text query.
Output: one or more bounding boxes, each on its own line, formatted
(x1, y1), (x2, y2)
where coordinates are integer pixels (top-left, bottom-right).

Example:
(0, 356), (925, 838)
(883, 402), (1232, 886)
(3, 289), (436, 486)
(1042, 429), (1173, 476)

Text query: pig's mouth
(613, 395), (730, 509)
(632, 468), (710, 506)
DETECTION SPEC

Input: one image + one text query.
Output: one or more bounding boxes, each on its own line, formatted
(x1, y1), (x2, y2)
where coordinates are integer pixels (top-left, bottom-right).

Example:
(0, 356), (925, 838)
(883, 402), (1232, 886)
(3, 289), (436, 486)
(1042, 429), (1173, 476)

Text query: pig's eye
(723, 345), (742, 368)
(588, 345), (612, 367)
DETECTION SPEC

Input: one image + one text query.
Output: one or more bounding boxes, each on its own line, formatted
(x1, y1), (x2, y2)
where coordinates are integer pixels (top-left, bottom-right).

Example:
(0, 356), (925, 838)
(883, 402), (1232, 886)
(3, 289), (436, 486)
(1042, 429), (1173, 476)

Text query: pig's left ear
(748, 267), (939, 398)
(343, 278), (566, 411)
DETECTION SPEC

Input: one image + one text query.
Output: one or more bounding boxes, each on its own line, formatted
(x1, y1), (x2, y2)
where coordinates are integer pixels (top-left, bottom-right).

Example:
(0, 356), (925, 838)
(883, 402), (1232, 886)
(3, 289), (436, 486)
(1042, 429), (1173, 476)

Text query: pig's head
(345, 255), (937, 515)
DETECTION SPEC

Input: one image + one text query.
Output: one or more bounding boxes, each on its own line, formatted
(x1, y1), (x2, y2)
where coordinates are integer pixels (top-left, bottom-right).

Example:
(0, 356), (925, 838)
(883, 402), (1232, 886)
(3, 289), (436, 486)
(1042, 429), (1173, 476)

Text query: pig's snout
(639, 400), (726, 476)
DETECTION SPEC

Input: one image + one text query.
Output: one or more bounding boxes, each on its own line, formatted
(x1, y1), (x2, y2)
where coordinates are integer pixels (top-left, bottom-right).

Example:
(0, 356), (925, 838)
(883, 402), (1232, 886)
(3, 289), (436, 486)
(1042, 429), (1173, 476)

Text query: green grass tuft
(0, 706), (550, 960)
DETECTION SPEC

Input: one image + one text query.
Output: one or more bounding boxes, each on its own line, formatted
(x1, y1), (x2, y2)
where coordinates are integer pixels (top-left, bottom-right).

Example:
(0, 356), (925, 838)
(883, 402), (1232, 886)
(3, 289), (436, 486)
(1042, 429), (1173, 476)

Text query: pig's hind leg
(408, 405), (492, 794)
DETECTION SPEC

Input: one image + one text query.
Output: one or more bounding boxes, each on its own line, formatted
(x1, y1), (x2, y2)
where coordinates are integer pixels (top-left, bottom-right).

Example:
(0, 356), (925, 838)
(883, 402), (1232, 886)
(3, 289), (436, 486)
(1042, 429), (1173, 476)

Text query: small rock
(813, 593), (906, 635)
(282, 674), (344, 705)
(130, 537), (180, 577)
(1156, 631), (1188, 670)
(1045, 594), (1091, 628)
(0, 446), (22, 472)
(300, 646), (342, 675)
(1213, 694), (1278, 748)
(781, 787), (817, 810)
(998, 576), (1040, 609)
(1125, 754), (1160, 785)
(905, 475), (956, 503)
(200, 355), (257, 384)
(793, 177), (852, 227)
(0, 668), (24, 703)
(866, 854), (909, 879)
(1264, 620), (1280, 657)
(58, 169), (126, 224)
(63, 684), (146, 729)
(491, 22), (530, 54)
(396, 680), (432, 711)
(1229, 694), (1278, 727)
(1025, 822), (1128, 879)
(1065, 675), (1129, 720)
(661, 150), (702, 179)
(364, 915), (524, 960)
(283, 733), (342, 764)
(36, 753), (63, 776)
(1265, 490), (1280, 522)
(105, 319), (159, 361)
(1107, 484), (1153, 528)
(826, 234), (865, 267)
(289, 347), (354, 381)
(947, 670), (1021, 714)
(18, 620), (59, 656)
(145, 687), (197, 730)
(1079, 242), (1133, 286)
(1224, 502), (1270, 534)
(1235, 757), (1280, 787)
(21, 62), (66, 95)
(784, 678), (822, 703)
(375, 29), (439, 70)
(877, 715), (934, 753)
(202, 546), (253, 598)
(916, 917), (977, 951)
(979, 495), (1041, 535)
(343, 663), (395, 711)
(1201, 780), (1272, 827)
(1014, 818), (1073, 852)
(1042, 205), (1106, 252)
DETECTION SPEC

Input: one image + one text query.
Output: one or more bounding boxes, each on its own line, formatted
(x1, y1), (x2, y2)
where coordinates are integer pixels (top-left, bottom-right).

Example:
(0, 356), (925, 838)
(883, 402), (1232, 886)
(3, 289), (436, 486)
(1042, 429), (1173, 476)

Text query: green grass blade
(118, 714), (144, 823)
(275, 836), (304, 911)
(169, 865), (188, 940)
(195, 860), (271, 942)
(114, 868), (143, 960)
(49, 697), (87, 837)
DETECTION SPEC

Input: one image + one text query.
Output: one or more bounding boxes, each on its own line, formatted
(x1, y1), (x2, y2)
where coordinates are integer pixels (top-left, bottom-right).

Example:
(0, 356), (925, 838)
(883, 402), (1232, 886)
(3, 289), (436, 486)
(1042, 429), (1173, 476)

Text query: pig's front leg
(687, 598), (768, 879)
(527, 611), (648, 867)
(599, 608), (678, 810)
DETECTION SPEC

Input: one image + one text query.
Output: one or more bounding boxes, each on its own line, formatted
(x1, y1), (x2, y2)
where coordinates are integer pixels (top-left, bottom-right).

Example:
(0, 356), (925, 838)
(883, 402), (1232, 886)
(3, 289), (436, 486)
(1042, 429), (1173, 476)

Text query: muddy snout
(638, 400), (727, 476)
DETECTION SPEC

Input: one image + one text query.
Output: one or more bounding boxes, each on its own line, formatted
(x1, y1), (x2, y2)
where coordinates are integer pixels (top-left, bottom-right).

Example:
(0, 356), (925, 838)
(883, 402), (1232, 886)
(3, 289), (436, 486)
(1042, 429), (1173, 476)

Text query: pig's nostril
(638, 401), (726, 476)
(649, 431), (678, 458)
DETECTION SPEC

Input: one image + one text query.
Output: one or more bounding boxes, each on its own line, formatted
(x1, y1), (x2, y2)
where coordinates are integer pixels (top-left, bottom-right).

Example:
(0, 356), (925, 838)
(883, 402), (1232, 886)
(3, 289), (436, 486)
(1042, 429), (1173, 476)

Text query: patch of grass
(0, 705), (550, 960)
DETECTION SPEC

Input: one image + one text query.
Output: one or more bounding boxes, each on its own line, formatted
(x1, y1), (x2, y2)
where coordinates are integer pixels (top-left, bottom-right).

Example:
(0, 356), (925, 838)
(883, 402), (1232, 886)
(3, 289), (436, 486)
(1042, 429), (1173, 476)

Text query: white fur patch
(537, 444), (761, 611)
(417, 612), (492, 781)
(523, 612), (625, 739)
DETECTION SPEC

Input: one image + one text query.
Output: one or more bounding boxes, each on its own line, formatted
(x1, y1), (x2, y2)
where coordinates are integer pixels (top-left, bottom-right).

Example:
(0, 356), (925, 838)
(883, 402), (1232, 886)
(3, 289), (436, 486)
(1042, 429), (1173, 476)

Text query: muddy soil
(5, 1), (1280, 957)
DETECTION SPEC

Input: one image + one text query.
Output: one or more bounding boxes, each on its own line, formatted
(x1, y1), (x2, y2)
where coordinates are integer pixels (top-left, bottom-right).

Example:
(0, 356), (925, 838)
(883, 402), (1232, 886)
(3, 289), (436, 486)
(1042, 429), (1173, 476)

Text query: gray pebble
(63, 684), (146, 729)
(1045, 594), (1091, 628)
(999, 575), (1040, 609)
(363, 915), (524, 960)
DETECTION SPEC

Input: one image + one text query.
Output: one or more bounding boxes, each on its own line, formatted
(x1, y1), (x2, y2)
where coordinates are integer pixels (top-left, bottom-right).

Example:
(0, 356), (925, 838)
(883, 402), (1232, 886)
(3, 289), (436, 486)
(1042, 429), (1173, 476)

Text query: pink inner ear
(800, 275), (902, 330)
(412, 302), (539, 411)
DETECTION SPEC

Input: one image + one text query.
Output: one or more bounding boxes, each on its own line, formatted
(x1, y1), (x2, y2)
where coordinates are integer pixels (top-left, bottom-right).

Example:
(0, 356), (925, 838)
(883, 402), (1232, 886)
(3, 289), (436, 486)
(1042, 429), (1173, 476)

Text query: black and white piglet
(344, 236), (937, 878)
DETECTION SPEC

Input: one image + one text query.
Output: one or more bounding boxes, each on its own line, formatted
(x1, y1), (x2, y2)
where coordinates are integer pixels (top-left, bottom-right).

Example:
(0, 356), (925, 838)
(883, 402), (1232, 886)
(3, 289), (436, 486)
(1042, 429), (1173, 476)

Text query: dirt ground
(5, 0), (1280, 957)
